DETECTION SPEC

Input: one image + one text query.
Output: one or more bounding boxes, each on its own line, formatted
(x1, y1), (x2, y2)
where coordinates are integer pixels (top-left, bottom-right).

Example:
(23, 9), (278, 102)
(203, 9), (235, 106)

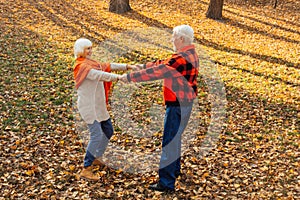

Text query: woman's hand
(126, 64), (140, 71)
(119, 74), (129, 83)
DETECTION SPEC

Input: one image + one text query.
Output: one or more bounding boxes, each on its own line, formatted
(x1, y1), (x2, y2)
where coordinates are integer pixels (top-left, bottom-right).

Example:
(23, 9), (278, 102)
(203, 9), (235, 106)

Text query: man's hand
(119, 74), (129, 83)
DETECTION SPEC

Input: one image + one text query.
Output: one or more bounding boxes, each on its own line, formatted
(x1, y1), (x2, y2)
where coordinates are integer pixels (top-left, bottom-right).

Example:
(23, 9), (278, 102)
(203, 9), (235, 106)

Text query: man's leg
(175, 105), (193, 178)
(151, 105), (192, 191)
(158, 106), (181, 190)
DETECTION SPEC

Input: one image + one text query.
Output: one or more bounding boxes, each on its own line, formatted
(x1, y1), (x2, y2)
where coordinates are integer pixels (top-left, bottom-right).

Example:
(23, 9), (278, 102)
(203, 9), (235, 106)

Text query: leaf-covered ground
(0, 0), (299, 199)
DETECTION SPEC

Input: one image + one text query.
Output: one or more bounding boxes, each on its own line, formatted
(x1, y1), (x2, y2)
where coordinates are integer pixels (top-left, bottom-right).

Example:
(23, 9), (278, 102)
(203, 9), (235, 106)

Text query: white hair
(173, 25), (194, 44)
(74, 38), (92, 58)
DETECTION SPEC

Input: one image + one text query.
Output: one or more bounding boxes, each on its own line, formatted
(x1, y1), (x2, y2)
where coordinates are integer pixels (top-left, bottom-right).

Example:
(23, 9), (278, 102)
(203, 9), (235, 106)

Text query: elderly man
(120, 25), (199, 192)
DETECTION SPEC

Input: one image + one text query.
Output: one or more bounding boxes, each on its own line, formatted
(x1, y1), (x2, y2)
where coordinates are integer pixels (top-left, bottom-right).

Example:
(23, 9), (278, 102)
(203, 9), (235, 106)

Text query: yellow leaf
(20, 162), (28, 169)
(116, 169), (122, 174)
(202, 172), (209, 178)
(223, 162), (229, 167)
(25, 170), (34, 176)
(69, 165), (75, 171)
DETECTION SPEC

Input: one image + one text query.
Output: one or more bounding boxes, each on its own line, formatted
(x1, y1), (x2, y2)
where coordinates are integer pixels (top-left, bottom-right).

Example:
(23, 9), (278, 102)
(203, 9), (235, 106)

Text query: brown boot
(92, 158), (105, 167)
(80, 166), (99, 181)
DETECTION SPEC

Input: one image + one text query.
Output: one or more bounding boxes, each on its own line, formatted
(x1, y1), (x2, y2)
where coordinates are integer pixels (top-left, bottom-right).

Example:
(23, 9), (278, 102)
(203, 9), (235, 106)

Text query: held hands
(118, 74), (129, 83)
(117, 63), (142, 83)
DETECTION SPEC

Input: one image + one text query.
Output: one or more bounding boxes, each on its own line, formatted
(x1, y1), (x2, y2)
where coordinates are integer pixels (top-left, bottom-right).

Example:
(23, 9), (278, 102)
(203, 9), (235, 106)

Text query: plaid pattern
(128, 45), (199, 105)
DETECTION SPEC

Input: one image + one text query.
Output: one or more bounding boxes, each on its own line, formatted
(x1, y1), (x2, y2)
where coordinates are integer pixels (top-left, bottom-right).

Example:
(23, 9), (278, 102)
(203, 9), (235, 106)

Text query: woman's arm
(111, 63), (140, 71)
(86, 69), (120, 82)
(110, 63), (127, 71)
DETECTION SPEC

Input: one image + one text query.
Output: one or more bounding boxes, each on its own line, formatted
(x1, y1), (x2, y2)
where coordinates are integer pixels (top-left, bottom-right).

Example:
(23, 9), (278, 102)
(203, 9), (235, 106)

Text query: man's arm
(131, 59), (167, 71)
(119, 55), (185, 83)
(127, 63), (180, 83)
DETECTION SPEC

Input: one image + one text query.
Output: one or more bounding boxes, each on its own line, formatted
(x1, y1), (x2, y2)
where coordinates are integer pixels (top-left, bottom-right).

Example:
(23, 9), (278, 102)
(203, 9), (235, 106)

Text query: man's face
(83, 46), (93, 58)
(171, 33), (183, 52)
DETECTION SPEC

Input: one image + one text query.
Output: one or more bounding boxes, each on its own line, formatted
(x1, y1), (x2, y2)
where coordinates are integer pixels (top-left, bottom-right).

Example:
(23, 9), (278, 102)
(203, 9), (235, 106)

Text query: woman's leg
(84, 120), (109, 167)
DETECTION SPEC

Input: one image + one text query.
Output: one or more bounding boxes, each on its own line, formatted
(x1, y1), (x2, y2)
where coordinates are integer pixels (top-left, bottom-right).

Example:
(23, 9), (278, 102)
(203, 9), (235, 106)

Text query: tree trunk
(206, 0), (224, 20)
(273, 0), (278, 8)
(109, 0), (131, 14)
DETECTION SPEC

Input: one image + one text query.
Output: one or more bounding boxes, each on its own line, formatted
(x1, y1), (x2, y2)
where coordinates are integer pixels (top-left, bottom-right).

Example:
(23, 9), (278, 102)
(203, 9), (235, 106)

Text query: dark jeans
(158, 104), (193, 189)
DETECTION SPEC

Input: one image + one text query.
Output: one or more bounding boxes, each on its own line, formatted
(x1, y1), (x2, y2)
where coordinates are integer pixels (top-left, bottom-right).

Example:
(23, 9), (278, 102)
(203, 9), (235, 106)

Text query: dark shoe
(149, 182), (175, 193)
(175, 171), (181, 178)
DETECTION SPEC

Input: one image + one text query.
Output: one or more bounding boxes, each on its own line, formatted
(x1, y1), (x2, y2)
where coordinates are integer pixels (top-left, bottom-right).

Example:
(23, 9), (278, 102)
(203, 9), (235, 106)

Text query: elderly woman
(73, 38), (133, 181)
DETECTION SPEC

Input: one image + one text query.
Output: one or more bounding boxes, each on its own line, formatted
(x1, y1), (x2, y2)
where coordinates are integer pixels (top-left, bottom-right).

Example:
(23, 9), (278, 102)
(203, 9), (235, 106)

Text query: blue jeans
(84, 119), (114, 167)
(158, 104), (193, 189)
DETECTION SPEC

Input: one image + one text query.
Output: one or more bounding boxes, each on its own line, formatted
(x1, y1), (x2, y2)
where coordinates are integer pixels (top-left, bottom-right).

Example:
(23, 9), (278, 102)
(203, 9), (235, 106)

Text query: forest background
(0, 0), (299, 199)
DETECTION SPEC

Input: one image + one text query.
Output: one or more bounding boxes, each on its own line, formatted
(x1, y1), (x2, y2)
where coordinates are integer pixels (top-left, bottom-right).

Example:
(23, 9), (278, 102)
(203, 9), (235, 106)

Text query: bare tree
(206, 0), (224, 20)
(109, 0), (131, 14)
(273, 0), (278, 8)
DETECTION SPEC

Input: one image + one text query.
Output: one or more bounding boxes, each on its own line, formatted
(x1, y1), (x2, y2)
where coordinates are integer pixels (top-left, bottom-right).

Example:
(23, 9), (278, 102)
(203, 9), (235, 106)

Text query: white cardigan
(77, 63), (126, 124)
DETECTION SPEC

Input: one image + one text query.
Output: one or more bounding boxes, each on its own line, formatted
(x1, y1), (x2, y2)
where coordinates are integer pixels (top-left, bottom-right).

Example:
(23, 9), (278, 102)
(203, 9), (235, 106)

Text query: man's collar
(177, 44), (195, 52)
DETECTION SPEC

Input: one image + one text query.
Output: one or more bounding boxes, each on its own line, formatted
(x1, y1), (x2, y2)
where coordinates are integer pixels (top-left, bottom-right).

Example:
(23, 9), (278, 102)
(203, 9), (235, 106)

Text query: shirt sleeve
(86, 69), (119, 82)
(110, 63), (127, 71)
(127, 63), (180, 82)
(145, 60), (165, 69)
(127, 56), (183, 82)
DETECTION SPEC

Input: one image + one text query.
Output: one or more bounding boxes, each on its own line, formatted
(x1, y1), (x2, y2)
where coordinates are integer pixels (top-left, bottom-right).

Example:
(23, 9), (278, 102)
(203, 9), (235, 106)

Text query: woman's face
(82, 46), (93, 58)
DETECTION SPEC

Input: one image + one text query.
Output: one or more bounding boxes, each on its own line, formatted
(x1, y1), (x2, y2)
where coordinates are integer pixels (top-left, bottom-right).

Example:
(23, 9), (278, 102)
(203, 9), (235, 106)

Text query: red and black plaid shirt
(127, 45), (199, 106)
